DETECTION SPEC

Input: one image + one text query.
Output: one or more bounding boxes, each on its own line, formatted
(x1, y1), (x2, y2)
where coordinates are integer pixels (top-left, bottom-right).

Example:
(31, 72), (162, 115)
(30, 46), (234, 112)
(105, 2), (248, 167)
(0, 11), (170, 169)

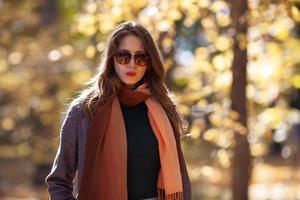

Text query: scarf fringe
(157, 187), (184, 200)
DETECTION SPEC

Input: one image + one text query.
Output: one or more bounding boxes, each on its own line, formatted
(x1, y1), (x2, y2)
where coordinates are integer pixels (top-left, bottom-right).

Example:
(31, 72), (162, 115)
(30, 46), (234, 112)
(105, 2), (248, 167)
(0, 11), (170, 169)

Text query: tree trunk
(230, 0), (252, 200)
(41, 0), (58, 26)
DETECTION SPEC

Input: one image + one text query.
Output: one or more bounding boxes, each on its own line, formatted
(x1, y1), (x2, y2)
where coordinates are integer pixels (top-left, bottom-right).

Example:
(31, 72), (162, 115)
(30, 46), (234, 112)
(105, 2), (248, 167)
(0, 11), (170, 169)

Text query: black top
(120, 102), (161, 200)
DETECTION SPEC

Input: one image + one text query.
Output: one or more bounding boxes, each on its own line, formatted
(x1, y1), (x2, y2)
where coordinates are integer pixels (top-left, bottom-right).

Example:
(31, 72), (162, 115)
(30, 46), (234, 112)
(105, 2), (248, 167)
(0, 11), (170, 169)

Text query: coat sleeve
(45, 105), (79, 200)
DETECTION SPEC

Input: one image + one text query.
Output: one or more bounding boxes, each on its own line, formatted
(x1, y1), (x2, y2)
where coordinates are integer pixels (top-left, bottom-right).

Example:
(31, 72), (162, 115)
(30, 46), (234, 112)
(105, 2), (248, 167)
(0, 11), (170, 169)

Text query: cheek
(137, 68), (146, 77)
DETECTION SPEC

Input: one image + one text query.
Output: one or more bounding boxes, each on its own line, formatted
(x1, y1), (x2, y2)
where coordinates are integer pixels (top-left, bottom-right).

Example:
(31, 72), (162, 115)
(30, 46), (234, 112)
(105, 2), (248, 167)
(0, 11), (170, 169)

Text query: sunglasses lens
(115, 50), (149, 66)
(134, 53), (149, 66)
(115, 50), (131, 64)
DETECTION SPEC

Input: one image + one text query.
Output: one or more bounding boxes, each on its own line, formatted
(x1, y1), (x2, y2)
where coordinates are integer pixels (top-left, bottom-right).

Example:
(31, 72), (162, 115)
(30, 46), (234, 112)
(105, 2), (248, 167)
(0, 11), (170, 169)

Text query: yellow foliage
(60, 45), (74, 56)
(1, 117), (15, 131)
(188, 77), (202, 90)
(86, 45), (97, 59)
(258, 108), (287, 129)
(179, 92), (202, 103)
(57, 90), (71, 104)
(71, 70), (92, 85)
(157, 19), (173, 32)
(190, 118), (206, 139)
(216, 13), (231, 27)
(209, 114), (223, 126)
(203, 128), (220, 142)
(217, 149), (231, 168)
(201, 16), (216, 29)
(210, 0), (229, 13)
(201, 85), (213, 96)
(85, 2), (98, 14)
(32, 80), (46, 94)
(177, 104), (190, 116)
(0, 143), (32, 159)
(198, 0), (210, 8)
(168, 9), (182, 21)
(229, 110), (240, 120)
(162, 38), (173, 49)
(0, 72), (24, 89)
(292, 74), (300, 88)
(233, 122), (248, 135)
(190, 125), (202, 139)
(213, 69), (232, 93)
(196, 99), (208, 108)
(16, 106), (29, 118)
(0, 59), (8, 72)
(8, 52), (23, 65)
(97, 14), (117, 33)
(192, 59), (213, 73)
(212, 54), (228, 71)
(272, 17), (294, 41)
(76, 14), (97, 35)
(195, 47), (209, 60)
(40, 113), (53, 125)
(266, 42), (282, 57)
(199, 165), (223, 183)
(39, 99), (54, 112)
(291, 5), (300, 22)
(214, 36), (232, 51)
(251, 143), (268, 157)
(200, 165), (215, 177)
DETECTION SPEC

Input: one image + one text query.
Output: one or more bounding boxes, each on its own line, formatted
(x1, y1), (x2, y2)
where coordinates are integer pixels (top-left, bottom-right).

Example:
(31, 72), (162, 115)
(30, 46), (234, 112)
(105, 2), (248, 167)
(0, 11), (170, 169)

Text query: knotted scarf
(78, 82), (183, 200)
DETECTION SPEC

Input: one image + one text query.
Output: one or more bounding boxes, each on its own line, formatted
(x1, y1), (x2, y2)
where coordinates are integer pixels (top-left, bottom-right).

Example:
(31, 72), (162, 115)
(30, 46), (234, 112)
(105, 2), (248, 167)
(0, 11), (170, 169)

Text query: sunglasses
(114, 49), (150, 66)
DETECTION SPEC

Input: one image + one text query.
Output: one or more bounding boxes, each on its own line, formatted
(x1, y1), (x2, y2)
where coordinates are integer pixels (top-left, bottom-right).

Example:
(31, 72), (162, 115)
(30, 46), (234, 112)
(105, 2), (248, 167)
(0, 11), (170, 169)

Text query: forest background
(1, 0), (300, 199)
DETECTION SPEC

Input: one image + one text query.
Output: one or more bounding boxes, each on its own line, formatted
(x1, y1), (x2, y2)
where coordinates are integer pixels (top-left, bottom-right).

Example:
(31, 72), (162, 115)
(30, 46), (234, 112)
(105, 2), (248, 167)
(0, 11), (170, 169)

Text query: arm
(45, 105), (79, 200)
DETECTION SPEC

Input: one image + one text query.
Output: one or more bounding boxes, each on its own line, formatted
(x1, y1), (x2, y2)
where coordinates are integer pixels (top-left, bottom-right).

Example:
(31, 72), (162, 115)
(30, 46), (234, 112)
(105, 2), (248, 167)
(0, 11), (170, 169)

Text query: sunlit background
(1, 0), (300, 199)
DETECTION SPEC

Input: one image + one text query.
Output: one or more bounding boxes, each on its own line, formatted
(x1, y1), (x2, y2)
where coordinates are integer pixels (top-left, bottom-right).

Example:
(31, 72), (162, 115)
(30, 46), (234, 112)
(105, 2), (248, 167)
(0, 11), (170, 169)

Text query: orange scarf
(78, 82), (183, 200)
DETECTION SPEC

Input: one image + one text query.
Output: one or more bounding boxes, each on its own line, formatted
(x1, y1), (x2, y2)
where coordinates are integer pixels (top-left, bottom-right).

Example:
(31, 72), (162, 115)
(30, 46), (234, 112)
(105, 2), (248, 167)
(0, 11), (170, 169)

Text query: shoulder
(67, 99), (87, 119)
(59, 101), (88, 141)
(59, 100), (89, 133)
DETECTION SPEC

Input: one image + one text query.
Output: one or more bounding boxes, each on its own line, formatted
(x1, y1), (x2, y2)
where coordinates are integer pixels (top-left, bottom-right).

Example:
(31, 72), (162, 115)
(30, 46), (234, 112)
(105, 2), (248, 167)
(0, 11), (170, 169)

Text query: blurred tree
(41, 0), (58, 26)
(230, 0), (252, 199)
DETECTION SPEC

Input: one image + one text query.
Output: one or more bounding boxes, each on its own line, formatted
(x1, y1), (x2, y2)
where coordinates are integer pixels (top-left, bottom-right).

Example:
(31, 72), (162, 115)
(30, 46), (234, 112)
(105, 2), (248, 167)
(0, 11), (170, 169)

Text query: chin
(121, 80), (136, 87)
(123, 79), (140, 85)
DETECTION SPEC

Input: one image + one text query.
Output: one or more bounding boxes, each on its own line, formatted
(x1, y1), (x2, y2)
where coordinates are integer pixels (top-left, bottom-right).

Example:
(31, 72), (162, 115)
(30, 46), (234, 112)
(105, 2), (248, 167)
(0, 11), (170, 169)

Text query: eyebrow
(119, 49), (146, 54)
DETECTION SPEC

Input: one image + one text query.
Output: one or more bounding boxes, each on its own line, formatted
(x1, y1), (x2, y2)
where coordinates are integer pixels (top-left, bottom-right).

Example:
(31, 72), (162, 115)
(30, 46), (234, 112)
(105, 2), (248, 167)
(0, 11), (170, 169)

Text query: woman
(45, 21), (191, 200)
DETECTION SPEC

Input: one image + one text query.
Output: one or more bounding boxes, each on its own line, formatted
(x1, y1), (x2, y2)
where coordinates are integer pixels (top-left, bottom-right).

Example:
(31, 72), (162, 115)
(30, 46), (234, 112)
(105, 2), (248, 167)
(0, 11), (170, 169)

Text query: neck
(125, 83), (138, 90)
(118, 82), (151, 106)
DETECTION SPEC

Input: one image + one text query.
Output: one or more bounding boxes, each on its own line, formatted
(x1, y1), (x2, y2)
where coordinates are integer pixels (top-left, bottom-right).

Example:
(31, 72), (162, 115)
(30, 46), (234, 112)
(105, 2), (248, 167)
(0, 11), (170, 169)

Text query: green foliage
(58, 0), (80, 23)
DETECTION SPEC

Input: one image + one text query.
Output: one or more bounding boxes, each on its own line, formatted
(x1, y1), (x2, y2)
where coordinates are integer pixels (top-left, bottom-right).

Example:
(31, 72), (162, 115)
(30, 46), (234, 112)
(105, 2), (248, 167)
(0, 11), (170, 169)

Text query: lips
(126, 71), (136, 77)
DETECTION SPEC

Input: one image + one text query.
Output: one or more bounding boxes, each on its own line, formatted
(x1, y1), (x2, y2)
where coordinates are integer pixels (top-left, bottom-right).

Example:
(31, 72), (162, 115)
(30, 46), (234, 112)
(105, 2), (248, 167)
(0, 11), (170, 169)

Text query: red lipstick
(126, 72), (136, 77)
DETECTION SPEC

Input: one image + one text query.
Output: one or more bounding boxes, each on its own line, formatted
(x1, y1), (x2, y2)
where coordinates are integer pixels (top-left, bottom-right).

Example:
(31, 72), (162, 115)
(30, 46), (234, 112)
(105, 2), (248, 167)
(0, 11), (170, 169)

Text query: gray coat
(45, 101), (192, 200)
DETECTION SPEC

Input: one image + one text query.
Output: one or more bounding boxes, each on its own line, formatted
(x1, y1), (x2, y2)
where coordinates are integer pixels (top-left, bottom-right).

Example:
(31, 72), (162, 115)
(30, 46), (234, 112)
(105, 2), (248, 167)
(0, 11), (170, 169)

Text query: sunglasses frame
(114, 49), (150, 66)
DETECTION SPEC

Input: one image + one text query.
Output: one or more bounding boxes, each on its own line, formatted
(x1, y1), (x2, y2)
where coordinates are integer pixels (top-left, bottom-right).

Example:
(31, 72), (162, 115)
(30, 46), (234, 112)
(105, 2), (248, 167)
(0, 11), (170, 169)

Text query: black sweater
(120, 102), (161, 200)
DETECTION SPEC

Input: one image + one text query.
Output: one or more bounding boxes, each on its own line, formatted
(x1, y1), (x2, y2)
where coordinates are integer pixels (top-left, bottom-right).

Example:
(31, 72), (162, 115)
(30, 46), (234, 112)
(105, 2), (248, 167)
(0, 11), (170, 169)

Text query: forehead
(118, 35), (145, 52)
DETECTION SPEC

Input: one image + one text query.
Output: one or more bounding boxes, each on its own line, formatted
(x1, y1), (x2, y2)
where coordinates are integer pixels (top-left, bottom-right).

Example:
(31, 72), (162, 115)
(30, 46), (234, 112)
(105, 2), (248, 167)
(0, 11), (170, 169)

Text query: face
(113, 35), (148, 89)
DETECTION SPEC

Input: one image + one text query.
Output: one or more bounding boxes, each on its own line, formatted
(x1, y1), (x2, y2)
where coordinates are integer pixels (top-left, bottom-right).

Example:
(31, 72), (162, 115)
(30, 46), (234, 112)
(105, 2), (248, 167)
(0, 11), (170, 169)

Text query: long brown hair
(71, 21), (187, 137)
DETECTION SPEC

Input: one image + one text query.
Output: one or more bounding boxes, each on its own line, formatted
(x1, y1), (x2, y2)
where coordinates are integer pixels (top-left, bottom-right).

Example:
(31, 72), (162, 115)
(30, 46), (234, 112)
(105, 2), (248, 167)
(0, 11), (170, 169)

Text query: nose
(127, 54), (136, 68)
